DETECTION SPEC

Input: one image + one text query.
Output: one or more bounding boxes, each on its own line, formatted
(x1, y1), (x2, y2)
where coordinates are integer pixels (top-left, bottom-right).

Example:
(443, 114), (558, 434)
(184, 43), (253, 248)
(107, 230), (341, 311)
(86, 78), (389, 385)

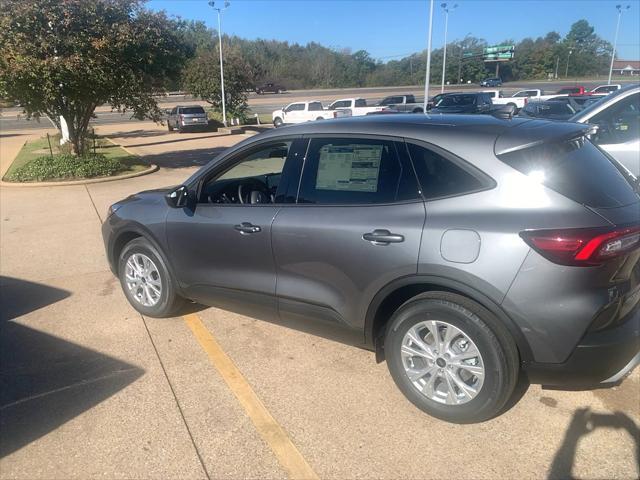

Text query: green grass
(4, 135), (148, 183)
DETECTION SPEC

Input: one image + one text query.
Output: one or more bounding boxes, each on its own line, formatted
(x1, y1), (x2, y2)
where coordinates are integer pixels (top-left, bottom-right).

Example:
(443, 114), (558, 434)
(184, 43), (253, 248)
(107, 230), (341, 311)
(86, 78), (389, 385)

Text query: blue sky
(147, 0), (640, 61)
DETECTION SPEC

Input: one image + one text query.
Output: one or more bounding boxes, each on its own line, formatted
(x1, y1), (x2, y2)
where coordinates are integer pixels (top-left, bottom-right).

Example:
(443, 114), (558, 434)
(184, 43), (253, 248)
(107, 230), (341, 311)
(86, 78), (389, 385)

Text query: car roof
(177, 105), (205, 109)
(257, 113), (588, 152)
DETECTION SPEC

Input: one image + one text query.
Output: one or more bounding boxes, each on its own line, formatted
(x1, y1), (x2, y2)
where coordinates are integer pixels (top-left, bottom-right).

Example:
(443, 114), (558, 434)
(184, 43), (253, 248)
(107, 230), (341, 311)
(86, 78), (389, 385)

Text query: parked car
(167, 105), (208, 132)
(377, 95), (424, 113)
(430, 92), (493, 114)
(517, 99), (578, 120)
(256, 82), (286, 94)
(272, 101), (350, 127)
(327, 98), (388, 116)
(102, 113), (640, 424)
(482, 90), (540, 111)
(590, 84), (621, 95)
(479, 77), (502, 87)
(570, 83), (640, 176)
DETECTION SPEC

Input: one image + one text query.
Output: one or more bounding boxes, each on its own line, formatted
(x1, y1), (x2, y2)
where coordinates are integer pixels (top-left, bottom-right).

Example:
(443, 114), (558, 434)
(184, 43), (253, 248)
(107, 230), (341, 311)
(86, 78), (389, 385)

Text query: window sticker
(315, 144), (383, 192)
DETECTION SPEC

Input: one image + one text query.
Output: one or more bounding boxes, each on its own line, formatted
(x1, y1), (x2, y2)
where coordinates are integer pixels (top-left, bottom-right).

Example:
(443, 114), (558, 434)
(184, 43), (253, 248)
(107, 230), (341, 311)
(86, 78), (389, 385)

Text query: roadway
(1, 79), (637, 131)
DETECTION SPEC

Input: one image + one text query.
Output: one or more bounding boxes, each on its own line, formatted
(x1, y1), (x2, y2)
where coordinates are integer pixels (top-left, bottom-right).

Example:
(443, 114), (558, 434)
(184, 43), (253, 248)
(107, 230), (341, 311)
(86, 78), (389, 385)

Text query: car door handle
(362, 229), (404, 245)
(234, 222), (261, 234)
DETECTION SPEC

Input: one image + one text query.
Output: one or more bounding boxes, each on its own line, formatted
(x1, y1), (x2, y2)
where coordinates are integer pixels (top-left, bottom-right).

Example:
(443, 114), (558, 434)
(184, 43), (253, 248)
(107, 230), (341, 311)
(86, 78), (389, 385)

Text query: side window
(308, 102), (323, 111)
(298, 137), (419, 205)
(333, 101), (351, 109)
(199, 141), (292, 204)
(354, 99), (367, 107)
(406, 143), (486, 200)
(589, 93), (640, 145)
(285, 103), (304, 112)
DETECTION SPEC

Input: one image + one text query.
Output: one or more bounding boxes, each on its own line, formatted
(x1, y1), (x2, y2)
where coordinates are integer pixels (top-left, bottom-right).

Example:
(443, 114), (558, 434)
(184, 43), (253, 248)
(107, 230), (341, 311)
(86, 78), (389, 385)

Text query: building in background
(612, 60), (640, 76)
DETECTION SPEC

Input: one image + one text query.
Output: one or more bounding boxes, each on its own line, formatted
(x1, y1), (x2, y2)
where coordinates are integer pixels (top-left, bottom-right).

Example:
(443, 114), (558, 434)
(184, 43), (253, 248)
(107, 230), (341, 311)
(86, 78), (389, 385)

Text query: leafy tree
(182, 42), (254, 119)
(0, 0), (188, 154)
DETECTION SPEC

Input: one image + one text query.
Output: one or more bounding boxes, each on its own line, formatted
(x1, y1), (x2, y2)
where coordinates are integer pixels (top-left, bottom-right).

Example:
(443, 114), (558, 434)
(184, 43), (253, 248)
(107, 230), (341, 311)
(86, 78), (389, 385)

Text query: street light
(608, 4), (631, 84)
(565, 49), (572, 78)
(208, 1), (230, 126)
(423, 0), (435, 113)
(440, 3), (457, 93)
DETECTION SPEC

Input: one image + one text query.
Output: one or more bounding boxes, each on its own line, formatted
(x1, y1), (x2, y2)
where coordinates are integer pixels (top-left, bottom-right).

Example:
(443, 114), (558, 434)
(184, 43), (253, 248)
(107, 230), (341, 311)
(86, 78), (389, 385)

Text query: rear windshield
(498, 137), (638, 208)
(181, 107), (205, 114)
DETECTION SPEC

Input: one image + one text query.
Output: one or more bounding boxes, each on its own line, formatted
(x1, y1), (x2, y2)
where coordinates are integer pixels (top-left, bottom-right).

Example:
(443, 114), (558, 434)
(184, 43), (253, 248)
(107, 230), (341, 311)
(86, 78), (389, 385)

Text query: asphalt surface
(2, 79), (638, 131)
(1, 123), (639, 479)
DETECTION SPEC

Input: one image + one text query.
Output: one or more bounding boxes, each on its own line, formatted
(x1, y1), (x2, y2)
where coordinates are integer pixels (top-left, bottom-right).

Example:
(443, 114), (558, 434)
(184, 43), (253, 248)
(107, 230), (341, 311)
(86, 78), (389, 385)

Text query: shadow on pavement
(0, 276), (144, 458)
(547, 407), (640, 479)
(0, 133), (28, 139)
(143, 147), (228, 169)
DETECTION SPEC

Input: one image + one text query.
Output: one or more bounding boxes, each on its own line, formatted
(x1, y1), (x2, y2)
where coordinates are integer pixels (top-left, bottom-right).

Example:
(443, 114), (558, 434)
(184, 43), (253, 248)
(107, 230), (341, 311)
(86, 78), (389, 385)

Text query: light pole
(440, 3), (457, 93)
(208, 1), (230, 126)
(608, 4), (630, 84)
(423, 0), (435, 113)
(565, 49), (572, 78)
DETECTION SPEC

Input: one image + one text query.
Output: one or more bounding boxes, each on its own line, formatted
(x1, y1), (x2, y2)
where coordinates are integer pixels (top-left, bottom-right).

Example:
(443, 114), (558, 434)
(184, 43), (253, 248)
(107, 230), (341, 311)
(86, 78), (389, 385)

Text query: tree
(182, 42), (254, 118)
(0, 0), (189, 154)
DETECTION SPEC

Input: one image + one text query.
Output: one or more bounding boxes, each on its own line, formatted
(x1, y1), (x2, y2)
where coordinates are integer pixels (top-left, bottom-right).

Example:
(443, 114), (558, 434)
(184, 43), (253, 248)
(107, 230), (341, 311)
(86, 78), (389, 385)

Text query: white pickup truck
(327, 98), (388, 116)
(482, 89), (543, 110)
(272, 101), (350, 127)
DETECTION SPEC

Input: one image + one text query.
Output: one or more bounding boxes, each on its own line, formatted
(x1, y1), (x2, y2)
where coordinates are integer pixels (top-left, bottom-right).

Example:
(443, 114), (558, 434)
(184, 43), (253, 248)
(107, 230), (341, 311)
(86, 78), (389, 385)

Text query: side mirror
(165, 185), (189, 208)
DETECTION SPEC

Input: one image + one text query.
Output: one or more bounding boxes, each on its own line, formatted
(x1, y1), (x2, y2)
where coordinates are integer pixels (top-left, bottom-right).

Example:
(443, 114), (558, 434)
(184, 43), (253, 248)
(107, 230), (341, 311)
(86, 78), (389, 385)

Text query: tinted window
(589, 92), (640, 145)
(298, 138), (418, 204)
(331, 101), (351, 109)
(354, 99), (367, 107)
(181, 107), (205, 114)
(437, 94), (476, 107)
(407, 143), (485, 199)
(286, 103), (305, 112)
(170, 107), (177, 115)
(497, 137), (638, 208)
(308, 102), (323, 111)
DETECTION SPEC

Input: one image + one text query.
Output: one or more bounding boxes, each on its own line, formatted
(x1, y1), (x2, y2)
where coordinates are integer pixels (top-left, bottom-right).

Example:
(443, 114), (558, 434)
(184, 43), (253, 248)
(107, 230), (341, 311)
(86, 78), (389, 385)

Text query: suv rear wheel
(118, 238), (185, 318)
(384, 292), (518, 423)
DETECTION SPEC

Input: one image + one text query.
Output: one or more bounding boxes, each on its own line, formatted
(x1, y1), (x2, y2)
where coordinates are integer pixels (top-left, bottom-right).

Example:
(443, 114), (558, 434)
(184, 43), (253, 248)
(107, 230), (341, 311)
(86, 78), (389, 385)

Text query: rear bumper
(525, 305), (640, 387)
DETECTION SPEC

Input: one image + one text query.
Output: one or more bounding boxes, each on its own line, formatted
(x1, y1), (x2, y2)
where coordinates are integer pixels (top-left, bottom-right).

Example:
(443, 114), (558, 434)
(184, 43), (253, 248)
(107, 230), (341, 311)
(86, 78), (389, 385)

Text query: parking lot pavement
(1, 125), (639, 479)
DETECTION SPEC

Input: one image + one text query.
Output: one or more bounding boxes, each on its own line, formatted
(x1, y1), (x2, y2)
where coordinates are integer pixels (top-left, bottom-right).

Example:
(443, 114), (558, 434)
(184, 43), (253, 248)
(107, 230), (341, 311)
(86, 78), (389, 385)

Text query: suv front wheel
(385, 292), (518, 423)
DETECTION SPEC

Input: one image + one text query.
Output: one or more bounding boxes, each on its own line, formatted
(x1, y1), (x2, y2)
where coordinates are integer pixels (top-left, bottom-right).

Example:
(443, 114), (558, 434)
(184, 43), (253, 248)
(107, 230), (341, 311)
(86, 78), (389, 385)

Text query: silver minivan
(167, 105), (209, 132)
(570, 83), (640, 176)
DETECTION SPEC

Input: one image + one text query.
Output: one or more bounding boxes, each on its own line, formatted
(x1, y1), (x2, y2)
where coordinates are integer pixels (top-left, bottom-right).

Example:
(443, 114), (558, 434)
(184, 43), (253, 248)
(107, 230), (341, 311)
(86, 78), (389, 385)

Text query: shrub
(6, 153), (124, 182)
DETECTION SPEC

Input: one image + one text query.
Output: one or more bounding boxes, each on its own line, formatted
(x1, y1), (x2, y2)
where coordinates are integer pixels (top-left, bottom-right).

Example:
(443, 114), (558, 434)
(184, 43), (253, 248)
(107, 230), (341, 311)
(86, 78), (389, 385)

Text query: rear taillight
(520, 226), (640, 266)
(524, 97), (528, 105)
(333, 111), (338, 118)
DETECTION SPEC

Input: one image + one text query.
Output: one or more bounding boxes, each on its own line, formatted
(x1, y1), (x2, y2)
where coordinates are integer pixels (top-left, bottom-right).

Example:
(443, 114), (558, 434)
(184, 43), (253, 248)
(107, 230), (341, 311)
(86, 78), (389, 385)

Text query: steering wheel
(238, 180), (273, 204)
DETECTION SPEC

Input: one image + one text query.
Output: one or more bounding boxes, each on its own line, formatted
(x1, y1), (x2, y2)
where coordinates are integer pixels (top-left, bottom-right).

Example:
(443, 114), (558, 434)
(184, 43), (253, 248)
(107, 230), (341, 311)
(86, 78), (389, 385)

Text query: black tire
(412, 107), (424, 113)
(118, 237), (185, 318)
(384, 292), (519, 424)
(316, 116), (324, 121)
(273, 117), (283, 127)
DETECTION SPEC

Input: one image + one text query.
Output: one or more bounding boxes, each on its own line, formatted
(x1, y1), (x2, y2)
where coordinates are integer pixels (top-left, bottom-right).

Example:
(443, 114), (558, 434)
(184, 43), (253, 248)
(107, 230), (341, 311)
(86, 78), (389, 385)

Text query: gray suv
(167, 105), (208, 132)
(103, 114), (640, 423)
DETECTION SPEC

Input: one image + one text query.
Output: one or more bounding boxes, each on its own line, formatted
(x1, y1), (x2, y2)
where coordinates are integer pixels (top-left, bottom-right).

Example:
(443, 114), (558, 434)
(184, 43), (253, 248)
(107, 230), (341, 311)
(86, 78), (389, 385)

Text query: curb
(0, 164), (159, 188)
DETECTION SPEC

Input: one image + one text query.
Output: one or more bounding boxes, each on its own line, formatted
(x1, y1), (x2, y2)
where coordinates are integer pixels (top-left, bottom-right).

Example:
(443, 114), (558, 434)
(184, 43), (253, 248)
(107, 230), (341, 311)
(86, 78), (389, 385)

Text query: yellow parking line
(183, 313), (319, 480)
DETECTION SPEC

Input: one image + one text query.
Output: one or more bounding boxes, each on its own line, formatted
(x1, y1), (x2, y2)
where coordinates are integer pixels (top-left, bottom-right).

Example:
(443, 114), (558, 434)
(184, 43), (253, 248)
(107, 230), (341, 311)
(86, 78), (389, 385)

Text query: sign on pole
(483, 45), (515, 62)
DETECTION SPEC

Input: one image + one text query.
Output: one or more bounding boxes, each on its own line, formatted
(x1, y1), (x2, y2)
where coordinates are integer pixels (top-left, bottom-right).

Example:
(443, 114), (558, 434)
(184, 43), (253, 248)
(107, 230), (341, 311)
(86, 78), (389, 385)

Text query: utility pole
(423, 0), (435, 113)
(440, 3), (457, 93)
(554, 56), (559, 79)
(608, 4), (630, 84)
(208, 1), (230, 126)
